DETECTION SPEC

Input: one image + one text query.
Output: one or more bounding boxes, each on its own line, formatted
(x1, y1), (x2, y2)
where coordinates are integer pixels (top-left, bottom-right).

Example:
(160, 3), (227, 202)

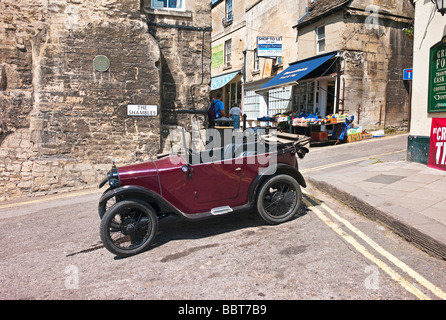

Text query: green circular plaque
(93, 55), (110, 72)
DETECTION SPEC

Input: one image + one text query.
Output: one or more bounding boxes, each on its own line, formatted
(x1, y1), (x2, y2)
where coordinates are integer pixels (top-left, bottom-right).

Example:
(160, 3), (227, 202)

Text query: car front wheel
(100, 200), (158, 257)
(256, 174), (302, 224)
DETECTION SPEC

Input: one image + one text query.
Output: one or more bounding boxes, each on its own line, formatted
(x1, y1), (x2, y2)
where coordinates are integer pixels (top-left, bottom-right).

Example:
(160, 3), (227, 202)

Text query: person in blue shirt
(214, 91), (225, 118)
(208, 91), (226, 128)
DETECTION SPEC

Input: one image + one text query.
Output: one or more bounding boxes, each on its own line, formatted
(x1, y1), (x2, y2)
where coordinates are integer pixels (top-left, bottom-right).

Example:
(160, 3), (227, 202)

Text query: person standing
(229, 103), (242, 130)
(208, 91), (225, 128)
(214, 91), (225, 118)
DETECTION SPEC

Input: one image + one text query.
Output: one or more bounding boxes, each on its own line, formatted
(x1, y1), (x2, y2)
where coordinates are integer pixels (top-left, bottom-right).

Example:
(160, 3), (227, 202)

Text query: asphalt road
(1, 134), (445, 303)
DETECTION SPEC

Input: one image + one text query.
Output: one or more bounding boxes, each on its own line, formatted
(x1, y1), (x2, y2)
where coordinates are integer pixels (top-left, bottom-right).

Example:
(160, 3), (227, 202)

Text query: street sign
(403, 68), (413, 80)
(127, 105), (158, 116)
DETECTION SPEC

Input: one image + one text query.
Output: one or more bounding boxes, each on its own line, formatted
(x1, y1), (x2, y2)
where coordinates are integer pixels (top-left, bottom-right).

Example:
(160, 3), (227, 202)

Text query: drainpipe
(335, 55), (341, 114)
(341, 76), (345, 114)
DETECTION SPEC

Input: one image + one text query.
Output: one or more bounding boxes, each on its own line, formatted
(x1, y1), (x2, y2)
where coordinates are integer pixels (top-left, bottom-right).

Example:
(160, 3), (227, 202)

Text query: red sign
(428, 118), (446, 171)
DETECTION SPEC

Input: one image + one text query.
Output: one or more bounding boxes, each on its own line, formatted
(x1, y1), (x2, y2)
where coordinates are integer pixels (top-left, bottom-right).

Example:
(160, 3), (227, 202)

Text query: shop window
(316, 25), (325, 53)
(224, 39), (232, 68)
(293, 81), (317, 114)
(244, 89), (260, 120)
(269, 87), (292, 115)
(152, 0), (185, 10)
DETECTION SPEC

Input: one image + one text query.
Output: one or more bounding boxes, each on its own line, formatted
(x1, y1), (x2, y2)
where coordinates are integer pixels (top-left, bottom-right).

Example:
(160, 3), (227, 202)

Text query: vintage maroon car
(98, 132), (309, 257)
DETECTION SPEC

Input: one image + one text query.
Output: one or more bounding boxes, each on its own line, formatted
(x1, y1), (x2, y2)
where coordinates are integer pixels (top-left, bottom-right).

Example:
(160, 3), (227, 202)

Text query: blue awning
(259, 52), (337, 91)
(211, 71), (240, 91)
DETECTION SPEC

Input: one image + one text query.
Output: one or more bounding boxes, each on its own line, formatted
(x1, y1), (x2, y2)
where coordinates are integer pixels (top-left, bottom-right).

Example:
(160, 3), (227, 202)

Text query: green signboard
(428, 36), (446, 113)
(211, 44), (224, 68)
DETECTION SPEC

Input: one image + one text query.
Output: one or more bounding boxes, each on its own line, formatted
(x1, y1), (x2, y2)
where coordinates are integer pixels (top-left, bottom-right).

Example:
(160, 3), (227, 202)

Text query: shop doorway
(327, 80), (336, 115)
(224, 82), (242, 114)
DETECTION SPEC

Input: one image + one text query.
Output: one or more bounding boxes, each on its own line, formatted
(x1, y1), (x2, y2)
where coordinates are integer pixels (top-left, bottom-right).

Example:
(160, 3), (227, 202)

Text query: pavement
(304, 140), (446, 260)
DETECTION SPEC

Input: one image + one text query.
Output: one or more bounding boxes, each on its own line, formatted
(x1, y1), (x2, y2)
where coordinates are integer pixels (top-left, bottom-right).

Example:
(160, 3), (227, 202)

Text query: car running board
(211, 206), (233, 215)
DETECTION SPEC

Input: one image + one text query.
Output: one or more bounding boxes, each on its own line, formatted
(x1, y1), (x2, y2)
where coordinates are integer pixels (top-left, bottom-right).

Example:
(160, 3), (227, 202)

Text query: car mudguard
(98, 185), (175, 217)
(248, 163), (306, 204)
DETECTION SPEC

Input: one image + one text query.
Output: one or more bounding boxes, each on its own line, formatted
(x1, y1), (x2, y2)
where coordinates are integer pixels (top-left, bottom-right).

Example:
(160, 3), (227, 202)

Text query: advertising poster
(211, 44), (224, 68)
(428, 118), (446, 171)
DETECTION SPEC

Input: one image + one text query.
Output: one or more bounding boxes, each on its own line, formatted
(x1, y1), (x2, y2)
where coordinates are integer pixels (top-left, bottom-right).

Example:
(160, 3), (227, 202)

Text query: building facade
(211, 0), (303, 123)
(408, 0), (446, 170)
(211, 0), (414, 132)
(292, 0), (414, 130)
(0, 0), (211, 200)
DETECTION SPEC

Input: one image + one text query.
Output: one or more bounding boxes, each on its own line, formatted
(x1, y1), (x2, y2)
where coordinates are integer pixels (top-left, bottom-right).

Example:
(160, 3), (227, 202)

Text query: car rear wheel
(256, 174), (302, 224)
(100, 200), (158, 257)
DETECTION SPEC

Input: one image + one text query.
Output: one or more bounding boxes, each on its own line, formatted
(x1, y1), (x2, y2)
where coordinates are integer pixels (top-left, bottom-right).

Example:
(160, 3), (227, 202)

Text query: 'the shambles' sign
(127, 104), (158, 116)
(428, 36), (446, 113)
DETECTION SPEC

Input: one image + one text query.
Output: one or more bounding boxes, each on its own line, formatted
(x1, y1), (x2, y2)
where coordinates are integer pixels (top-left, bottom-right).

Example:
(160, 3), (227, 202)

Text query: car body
(98, 133), (309, 257)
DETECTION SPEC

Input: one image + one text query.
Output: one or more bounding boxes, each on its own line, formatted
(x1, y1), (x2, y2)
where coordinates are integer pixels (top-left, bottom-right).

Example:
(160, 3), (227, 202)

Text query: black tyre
(100, 200), (158, 257)
(256, 174), (302, 224)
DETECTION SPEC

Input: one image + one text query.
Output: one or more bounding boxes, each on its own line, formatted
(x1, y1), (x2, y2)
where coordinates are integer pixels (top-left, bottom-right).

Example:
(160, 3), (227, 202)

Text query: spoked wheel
(100, 200), (158, 257)
(98, 188), (122, 219)
(256, 174), (302, 224)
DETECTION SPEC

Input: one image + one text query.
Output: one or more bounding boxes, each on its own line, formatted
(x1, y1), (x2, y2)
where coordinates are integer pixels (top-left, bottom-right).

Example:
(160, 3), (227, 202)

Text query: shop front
(242, 51), (362, 143)
(210, 69), (242, 116)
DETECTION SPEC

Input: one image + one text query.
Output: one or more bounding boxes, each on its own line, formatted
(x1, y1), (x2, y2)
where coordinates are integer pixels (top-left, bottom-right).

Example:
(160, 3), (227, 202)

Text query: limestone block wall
(0, 0), (211, 200)
(340, 0), (414, 131)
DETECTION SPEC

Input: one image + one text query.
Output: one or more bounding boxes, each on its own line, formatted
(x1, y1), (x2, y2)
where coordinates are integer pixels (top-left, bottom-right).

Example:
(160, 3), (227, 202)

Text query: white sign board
(257, 36), (282, 58)
(127, 105), (158, 116)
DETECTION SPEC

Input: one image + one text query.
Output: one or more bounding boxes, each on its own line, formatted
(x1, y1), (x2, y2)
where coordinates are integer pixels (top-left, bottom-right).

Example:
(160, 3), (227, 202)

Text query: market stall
(256, 112), (373, 144)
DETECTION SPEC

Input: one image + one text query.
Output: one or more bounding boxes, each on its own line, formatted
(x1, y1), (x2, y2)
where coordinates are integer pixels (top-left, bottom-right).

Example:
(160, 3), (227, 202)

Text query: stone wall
(143, 2), (212, 152)
(0, 0), (211, 201)
(341, 0), (414, 131)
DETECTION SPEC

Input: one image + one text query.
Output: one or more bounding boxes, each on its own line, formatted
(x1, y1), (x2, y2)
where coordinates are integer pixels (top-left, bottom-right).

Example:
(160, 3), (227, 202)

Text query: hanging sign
(257, 36), (282, 58)
(428, 36), (446, 113)
(428, 117), (446, 171)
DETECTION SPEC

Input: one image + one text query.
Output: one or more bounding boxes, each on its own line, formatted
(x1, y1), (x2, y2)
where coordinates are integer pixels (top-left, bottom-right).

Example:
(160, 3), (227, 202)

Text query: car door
(190, 151), (242, 204)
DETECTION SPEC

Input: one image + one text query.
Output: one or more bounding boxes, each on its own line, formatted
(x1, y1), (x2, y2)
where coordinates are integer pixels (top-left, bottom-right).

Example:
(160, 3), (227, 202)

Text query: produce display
(256, 112), (377, 143)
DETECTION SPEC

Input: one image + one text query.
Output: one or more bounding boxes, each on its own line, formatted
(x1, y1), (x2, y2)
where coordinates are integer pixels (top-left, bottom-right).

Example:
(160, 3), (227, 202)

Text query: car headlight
(98, 163), (121, 189)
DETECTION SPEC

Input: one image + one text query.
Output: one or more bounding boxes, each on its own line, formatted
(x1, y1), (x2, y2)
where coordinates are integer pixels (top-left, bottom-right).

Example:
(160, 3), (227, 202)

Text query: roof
(294, 0), (351, 29)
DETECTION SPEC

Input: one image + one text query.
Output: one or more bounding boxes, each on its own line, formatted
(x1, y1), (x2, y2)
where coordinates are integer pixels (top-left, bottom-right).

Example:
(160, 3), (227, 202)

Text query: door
(190, 159), (242, 204)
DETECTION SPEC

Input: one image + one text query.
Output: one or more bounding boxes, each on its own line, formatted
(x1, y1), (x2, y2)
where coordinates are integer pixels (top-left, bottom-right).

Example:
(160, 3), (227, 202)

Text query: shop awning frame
(211, 70), (241, 91)
(257, 51), (338, 92)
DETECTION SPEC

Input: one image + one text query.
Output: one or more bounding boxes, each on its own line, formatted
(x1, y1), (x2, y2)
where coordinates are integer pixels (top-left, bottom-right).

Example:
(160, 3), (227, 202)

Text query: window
(274, 56), (283, 66)
(225, 0), (233, 22)
(269, 87), (292, 115)
(316, 25), (325, 53)
(222, 0), (233, 26)
(292, 81), (317, 114)
(152, 0), (184, 10)
(254, 49), (259, 72)
(244, 89), (260, 120)
(224, 39), (232, 68)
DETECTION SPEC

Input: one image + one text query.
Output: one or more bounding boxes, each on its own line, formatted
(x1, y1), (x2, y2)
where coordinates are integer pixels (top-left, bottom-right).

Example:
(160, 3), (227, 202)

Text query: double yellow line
(300, 149), (407, 174)
(303, 192), (446, 300)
